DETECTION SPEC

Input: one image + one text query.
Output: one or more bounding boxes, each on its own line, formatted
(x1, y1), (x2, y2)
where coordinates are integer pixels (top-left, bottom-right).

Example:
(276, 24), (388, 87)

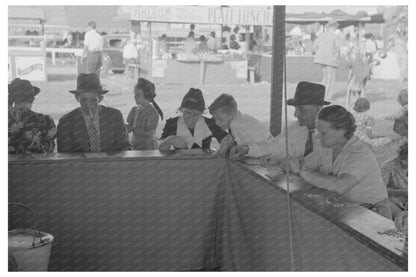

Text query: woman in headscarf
(126, 78), (163, 150)
(159, 88), (233, 153)
(8, 78), (57, 154)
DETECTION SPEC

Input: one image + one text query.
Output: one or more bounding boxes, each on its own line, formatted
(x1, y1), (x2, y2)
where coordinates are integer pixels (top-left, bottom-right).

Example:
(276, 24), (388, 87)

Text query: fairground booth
(8, 7), (48, 82)
(115, 6), (273, 84)
(8, 6), (407, 272)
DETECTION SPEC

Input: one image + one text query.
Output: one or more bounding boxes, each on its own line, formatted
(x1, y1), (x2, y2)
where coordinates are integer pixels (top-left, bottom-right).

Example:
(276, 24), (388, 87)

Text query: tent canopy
(8, 6), (46, 21)
(285, 11), (373, 24)
(9, 6), (129, 34)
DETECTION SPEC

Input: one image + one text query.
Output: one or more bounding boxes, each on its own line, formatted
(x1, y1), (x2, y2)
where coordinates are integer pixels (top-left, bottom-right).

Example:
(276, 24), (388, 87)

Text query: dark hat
(8, 78), (40, 103)
(180, 88), (205, 112)
(137, 78), (155, 94)
(69, 73), (108, 94)
(287, 81), (330, 106)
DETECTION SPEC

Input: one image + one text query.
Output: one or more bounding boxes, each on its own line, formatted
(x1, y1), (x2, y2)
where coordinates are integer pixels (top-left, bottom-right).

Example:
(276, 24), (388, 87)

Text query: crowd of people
(8, 72), (408, 232)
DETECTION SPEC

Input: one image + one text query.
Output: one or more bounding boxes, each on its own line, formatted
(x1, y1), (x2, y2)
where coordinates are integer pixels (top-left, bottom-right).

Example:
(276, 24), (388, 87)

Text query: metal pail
(8, 203), (54, 271)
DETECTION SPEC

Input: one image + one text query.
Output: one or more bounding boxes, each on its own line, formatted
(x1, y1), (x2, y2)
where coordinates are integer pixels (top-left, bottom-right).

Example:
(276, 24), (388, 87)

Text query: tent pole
(270, 6), (285, 136)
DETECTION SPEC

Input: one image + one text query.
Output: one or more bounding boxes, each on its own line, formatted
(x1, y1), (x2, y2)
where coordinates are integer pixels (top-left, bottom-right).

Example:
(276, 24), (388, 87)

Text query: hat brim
(32, 86), (40, 95)
(287, 98), (331, 106)
(69, 89), (109, 94)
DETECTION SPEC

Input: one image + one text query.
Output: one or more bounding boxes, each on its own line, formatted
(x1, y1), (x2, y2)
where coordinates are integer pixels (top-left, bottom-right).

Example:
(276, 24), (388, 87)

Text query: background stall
(115, 6), (274, 84)
(8, 7), (48, 82)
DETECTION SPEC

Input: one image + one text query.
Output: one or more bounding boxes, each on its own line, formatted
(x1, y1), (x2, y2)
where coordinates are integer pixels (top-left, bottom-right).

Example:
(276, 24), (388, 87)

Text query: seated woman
(351, 98), (391, 148)
(159, 88), (233, 153)
(286, 105), (388, 206)
(381, 142), (408, 217)
(8, 78), (57, 154)
(126, 78), (163, 150)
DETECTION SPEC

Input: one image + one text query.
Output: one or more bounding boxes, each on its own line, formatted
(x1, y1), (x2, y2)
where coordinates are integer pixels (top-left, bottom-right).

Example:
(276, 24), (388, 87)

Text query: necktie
(88, 116), (101, 152)
(304, 129), (314, 157)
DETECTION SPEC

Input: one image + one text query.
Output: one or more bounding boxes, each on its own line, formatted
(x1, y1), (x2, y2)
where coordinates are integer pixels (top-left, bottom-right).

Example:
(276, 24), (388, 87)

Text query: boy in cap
(231, 81), (330, 161)
(208, 93), (272, 159)
(57, 73), (130, 152)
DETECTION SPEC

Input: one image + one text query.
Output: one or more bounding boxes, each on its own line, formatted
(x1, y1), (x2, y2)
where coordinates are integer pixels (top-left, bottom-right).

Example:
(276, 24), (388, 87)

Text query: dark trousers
(85, 51), (103, 75)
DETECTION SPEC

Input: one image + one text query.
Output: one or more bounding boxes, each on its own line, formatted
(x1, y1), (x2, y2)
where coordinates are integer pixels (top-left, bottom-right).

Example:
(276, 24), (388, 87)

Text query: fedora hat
(69, 73), (108, 94)
(180, 88), (205, 112)
(8, 78), (40, 103)
(287, 81), (331, 106)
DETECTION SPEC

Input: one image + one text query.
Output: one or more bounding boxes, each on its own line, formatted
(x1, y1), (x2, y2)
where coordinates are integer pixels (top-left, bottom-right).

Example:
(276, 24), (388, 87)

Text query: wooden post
(270, 6), (285, 136)
(148, 22), (152, 59)
(52, 49), (56, 65)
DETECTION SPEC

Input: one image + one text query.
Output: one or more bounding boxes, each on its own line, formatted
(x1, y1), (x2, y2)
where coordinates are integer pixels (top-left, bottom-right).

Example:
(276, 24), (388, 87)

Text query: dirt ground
(29, 62), (407, 165)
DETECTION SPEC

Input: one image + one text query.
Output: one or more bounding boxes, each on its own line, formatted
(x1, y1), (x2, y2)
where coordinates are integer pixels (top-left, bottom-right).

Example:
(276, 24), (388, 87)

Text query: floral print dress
(352, 110), (391, 148)
(8, 108), (57, 154)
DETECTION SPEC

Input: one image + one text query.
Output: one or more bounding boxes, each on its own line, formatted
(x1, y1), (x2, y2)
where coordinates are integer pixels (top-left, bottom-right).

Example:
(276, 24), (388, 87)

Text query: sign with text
(15, 56), (46, 81)
(122, 6), (273, 26)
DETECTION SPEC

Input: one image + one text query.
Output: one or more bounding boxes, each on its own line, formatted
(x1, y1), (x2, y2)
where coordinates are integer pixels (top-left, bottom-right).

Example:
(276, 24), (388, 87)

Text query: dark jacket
(57, 105), (131, 152)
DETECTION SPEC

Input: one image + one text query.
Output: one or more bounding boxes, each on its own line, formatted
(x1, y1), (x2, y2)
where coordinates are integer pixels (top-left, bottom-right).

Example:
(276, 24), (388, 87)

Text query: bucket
(8, 203), (54, 271)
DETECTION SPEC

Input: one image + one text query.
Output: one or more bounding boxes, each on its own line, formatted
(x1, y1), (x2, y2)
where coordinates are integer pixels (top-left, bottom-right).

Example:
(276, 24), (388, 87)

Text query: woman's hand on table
(159, 136), (188, 150)
(168, 136), (188, 149)
(229, 145), (249, 161)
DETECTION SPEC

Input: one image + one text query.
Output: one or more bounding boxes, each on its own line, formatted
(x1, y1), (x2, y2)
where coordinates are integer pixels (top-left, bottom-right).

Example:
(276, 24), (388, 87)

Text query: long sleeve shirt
(247, 123), (322, 159)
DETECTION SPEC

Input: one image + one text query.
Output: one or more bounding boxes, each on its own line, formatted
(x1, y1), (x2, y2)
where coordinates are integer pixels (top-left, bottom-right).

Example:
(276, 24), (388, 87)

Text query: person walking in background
(391, 31), (408, 82)
(82, 21), (104, 75)
(8, 78), (57, 154)
(313, 18), (341, 99)
(57, 73), (130, 152)
(351, 98), (391, 148)
(126, 78), (163, 150)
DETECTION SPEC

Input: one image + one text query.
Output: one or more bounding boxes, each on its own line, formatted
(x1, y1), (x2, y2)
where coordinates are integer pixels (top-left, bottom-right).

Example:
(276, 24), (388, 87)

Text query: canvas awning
(285, 12), (372, 24)
(9, 6), (129, 35)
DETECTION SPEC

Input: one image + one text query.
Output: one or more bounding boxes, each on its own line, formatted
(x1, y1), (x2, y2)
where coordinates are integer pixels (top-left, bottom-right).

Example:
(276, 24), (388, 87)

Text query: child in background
(126, 78), (163, 150)
(385, 88), (408, 120)
(352, 98), (391, 148)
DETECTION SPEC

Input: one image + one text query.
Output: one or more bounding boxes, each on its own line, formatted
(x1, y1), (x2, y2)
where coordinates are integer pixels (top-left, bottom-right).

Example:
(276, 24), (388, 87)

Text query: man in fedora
(231, 81), (330, 161)
(57, 73), (130, 152)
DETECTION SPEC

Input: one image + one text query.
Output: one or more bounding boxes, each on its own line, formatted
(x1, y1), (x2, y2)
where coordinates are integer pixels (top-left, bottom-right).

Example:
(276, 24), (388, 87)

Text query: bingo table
(8, 151), (407, 271)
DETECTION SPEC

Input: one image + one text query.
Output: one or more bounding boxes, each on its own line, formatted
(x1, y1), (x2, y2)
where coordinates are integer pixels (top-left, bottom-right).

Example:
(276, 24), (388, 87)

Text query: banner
(15, 56), (46, 81)
(120, 6), (273, 26)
